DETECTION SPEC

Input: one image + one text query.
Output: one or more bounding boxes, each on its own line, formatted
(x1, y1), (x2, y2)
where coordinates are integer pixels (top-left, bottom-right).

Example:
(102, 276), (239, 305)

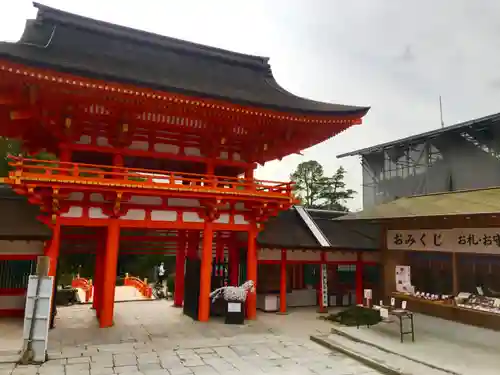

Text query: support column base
(317, 308), (329, 314)
(276, 311), (288, 315)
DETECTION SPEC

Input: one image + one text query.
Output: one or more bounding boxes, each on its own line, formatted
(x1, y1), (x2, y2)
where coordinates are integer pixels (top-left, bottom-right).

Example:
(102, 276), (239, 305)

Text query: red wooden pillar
(229, 233), (239, 286)
(113, 153), (124, 167)
(174, 230), (187, 307)
(59, 143), (72, 163)
(279, 248), (287, 314)
(246, 223), (258, 320)
(46, 220), (61, 277)
(356, 252), (364, 305)
(93, 244), (104, 314)
(99, 219), (120, 328)
(198, 221), (213, 322)
(245, 167), (254, 189)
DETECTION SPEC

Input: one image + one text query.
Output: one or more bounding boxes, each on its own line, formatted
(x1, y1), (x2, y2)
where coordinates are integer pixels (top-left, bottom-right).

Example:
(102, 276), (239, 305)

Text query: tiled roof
(0, 3), (369, 117)
(336, 187), (500, 221)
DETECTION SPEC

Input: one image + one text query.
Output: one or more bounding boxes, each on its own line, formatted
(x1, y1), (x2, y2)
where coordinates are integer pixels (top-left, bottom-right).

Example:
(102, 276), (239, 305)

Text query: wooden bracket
(113, 191), (123, 217)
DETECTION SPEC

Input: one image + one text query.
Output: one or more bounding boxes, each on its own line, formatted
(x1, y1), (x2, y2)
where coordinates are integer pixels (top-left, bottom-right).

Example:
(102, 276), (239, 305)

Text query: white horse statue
(210, 280), (255, 303)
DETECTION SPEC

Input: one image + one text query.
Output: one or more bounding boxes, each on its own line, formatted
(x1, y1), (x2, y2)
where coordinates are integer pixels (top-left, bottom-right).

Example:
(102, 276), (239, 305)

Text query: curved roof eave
(0, 3), (371, 119)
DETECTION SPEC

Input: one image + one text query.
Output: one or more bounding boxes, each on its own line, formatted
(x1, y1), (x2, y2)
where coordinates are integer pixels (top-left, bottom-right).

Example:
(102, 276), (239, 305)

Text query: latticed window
(0, 260), (36, 289)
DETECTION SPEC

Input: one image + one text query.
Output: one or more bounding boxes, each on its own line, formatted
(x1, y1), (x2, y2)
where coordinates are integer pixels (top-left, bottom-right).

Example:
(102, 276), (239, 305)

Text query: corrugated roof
(337, 112), (500, 158)
(336, 187), (500, 221)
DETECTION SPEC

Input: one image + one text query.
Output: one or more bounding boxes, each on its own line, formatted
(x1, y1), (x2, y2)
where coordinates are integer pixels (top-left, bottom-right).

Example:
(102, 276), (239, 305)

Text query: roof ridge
(398, 185), (500, 201)
(33, 2), (270, 70)
(337, 112), (500, 158)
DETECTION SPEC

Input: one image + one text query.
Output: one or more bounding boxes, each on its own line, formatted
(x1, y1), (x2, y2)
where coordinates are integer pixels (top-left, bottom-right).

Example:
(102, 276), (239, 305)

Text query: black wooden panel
(183, 259), (201, 320)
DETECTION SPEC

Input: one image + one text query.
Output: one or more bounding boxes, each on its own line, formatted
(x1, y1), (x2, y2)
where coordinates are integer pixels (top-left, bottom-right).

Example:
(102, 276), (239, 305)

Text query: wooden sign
(321, 264), (328, 308)
(387, 228), (500, 254)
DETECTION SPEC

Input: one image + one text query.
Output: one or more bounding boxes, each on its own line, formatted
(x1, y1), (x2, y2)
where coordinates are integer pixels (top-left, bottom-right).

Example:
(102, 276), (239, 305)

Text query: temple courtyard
(1, 302), (380, 375)
(3, 300), (500, 374)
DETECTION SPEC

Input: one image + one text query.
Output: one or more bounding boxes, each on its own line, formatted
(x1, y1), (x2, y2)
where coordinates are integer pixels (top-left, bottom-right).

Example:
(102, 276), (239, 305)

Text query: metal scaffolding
(338, 113), (500, 208)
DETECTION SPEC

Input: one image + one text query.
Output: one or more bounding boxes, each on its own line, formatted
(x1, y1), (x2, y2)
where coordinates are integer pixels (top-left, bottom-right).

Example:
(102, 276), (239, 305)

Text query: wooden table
(356, 304), (415, 343)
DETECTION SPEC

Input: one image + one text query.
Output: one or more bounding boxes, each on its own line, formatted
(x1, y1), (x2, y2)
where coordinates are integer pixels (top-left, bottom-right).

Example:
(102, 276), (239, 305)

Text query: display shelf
(392, 292), (500, 331)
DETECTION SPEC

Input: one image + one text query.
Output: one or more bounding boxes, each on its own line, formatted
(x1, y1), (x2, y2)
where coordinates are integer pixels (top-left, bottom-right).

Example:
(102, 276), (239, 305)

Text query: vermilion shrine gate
(0, 3), (369, 327)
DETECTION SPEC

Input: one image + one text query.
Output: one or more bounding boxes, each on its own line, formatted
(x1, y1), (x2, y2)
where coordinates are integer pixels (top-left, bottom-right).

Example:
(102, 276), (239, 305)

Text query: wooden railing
(7, 156), (293, 200)
(71, 275), (93, 302)
(124, 273), (152, 298)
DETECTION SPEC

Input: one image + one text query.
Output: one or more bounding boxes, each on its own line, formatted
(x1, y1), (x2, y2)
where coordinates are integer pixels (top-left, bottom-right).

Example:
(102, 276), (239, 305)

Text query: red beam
(0, 309), (24, 317)
(0, 254), (38, 261)
(63, 250), (177, 255)
(0, 288), (27, 296)
(58, 217), (251, 231)
(62, 234), (182, 242)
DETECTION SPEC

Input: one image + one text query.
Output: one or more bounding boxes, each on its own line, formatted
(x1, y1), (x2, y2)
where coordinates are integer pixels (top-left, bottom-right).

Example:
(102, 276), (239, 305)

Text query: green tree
(290, 161), (356, 211)
(290, 160), (330, 208)
(321, 166), (356, 212)
(0, 137), (21, 177)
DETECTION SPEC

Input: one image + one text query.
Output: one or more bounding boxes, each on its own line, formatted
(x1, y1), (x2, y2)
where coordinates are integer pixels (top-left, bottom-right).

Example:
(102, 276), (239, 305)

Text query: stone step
(311, 333), (455, 375)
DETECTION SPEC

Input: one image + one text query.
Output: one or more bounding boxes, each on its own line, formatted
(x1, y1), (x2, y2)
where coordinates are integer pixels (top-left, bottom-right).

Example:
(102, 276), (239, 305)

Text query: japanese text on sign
(387, 229), (500, 253)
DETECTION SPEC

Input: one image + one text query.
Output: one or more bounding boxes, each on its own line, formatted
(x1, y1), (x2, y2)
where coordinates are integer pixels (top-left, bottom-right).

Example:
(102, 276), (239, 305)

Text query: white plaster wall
(326, 251), (357, 262)
(122, 209), (146, 221)
(0, 295), (26, 310)
(151, 210), (177, 221)
(234, 215), (248, 225)
(61, 206), (83, 218)
(258, 248), (281, 261)
(287, 250), (321, 262)
(88, 207), (108, 219)
(214, 214), (230, 224)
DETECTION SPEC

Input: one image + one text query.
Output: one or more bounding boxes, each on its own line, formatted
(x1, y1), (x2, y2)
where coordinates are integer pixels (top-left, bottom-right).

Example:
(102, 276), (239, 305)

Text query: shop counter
(392, 293), (500, 331)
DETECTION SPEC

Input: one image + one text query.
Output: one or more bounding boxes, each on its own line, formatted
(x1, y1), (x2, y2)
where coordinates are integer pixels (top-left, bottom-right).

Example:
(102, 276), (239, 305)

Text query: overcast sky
(1, 0), (500, 210)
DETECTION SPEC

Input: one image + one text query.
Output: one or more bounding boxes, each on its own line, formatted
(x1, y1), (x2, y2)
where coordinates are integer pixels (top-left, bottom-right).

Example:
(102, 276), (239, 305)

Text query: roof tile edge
(32, 2), (271, 70)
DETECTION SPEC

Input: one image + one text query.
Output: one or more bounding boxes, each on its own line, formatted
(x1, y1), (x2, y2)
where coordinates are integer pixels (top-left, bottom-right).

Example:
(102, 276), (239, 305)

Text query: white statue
(210, 280), (255, 303)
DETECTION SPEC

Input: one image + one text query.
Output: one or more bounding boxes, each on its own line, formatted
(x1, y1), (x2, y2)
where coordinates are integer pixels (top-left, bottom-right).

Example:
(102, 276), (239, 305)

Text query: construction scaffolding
(338, 113), (500, 208)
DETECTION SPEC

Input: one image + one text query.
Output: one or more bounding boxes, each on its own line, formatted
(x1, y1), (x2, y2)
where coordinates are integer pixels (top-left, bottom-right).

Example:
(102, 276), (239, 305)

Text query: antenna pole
(439, 95), (444, 128)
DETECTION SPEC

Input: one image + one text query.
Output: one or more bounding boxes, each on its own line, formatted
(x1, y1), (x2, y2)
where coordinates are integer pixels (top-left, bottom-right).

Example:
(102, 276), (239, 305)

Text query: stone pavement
(324, 312), (500, 375)
(0, 302), (381, 374)
(0, 318), (23, 362)
(313, 334), (450, 375)
(0, 286), (151, 363)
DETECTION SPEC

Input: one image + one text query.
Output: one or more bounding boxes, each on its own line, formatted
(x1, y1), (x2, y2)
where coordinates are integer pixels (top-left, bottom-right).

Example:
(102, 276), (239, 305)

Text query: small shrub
(321, 306), (381, 327)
